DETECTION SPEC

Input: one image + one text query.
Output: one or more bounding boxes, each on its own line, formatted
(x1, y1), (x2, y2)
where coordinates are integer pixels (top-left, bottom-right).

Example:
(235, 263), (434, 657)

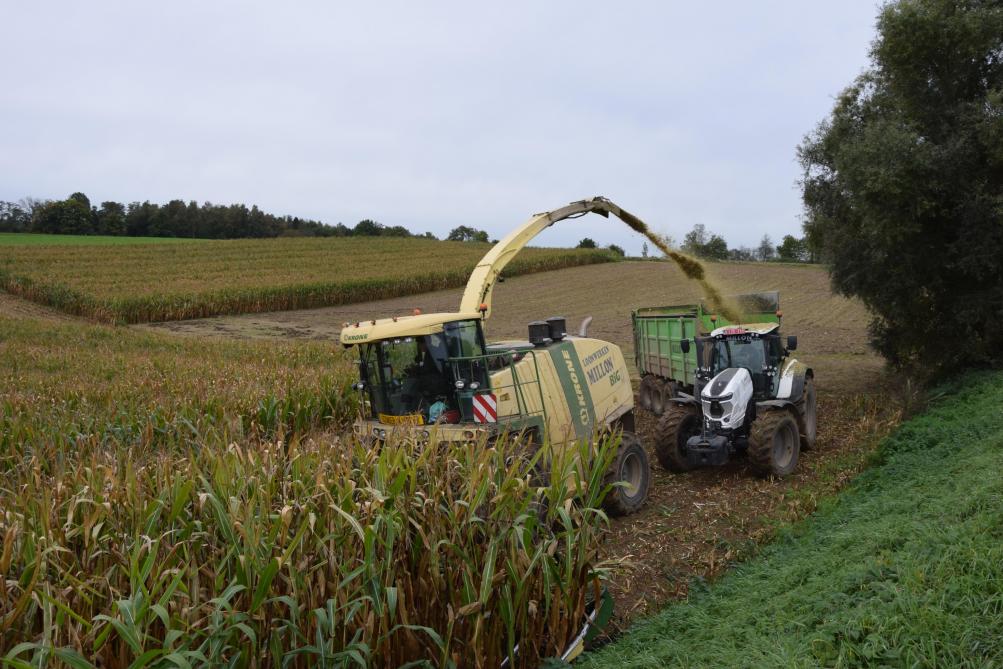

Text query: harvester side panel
(572, 338), (633, 428)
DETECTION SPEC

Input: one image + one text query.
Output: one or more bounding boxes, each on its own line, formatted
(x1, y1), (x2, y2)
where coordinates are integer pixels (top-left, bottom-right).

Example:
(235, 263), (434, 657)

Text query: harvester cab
(340, 197), (656, 515)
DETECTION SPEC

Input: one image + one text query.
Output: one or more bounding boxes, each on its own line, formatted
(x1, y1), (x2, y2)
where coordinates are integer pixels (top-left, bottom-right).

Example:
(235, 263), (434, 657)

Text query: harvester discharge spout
(458, 197), (647, 319)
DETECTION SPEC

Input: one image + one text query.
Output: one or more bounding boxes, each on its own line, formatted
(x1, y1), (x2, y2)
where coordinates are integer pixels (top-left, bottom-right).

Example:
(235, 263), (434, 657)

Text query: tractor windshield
(358, 319), (489, 423)
(698, 334), (783, 397)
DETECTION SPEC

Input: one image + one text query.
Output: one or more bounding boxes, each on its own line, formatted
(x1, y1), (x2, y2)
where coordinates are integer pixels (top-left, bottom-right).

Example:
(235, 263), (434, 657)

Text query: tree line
(577, 223), (814, 262)
(800, 0), (1001, 372)
(0, 192), (475, 240)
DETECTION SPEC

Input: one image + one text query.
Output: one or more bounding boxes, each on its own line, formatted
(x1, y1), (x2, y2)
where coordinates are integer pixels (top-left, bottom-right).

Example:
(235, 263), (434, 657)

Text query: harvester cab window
(443, 320), (490, 391)
(358, 336), (454, 420)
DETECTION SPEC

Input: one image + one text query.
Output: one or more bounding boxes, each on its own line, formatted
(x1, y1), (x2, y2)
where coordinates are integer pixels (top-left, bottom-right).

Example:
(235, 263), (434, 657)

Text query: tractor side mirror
(680, 339), (691, 353)
(787, 335), (798, 351)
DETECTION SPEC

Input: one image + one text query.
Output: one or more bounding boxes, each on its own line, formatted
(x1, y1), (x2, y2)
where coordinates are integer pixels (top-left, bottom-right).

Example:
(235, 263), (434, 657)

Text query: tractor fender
(757, 399), (796, 411)
(668, 392), (700, 407)
(775, 359), (813, 404)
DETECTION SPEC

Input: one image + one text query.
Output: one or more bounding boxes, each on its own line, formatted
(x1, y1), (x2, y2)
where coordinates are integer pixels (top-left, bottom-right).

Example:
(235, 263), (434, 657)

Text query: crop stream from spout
(616, 209), (743, 323)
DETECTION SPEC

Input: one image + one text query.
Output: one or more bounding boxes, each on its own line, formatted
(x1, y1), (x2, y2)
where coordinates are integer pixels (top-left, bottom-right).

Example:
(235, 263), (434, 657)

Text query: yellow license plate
(378, 413), (425, 426)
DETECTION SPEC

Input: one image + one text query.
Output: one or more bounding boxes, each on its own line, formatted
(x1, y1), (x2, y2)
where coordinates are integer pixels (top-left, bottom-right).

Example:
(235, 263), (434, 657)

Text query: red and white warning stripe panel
(472, 393), (498, 423)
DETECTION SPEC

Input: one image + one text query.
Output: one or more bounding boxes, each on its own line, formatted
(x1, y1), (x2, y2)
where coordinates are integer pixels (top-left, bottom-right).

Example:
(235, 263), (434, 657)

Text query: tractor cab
(353, 318), (492, 428)
(692, 323), (792, 400)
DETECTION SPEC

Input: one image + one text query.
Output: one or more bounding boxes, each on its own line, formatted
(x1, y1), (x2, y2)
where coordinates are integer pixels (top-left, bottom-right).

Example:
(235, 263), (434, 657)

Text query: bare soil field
(144, 260), (897, 630)
(144, 260), (882, 394)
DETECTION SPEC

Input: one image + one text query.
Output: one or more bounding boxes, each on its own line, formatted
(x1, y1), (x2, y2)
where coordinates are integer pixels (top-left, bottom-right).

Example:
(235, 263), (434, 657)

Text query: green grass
(0, 232), (193, 245)
(583, 371), (1003, 668)
(0, 236), (616, 323)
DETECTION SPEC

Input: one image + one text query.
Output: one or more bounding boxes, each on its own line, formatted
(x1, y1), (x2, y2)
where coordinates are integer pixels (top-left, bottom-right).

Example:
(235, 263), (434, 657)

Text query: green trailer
(632, 292), (781, 414)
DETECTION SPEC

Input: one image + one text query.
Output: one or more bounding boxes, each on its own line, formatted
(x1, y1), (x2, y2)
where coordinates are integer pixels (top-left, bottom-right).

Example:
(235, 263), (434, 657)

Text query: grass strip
(583, 370), (1003, 668)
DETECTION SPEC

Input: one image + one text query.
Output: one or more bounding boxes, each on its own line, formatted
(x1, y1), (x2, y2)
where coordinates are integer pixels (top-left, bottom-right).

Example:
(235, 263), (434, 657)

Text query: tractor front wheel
(749, 410), (801, 477)
(603, 432), (650, 516)
(653, 403), (701, 472)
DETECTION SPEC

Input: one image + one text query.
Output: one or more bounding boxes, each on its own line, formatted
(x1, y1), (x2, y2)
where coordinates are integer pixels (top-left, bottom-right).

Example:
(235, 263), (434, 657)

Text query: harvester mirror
(680, 339), (690, 353)
(787, 335), (798, 351)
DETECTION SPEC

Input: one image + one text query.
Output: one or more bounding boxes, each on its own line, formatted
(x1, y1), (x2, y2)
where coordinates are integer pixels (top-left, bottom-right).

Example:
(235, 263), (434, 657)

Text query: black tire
(650, 378), (667, 415)
(603, 432), (650, 516)
(748, 410), (801, 477)
(653, 403), (701, 472)
(638, 376), (656, 412)
(796, 376), (817, 450)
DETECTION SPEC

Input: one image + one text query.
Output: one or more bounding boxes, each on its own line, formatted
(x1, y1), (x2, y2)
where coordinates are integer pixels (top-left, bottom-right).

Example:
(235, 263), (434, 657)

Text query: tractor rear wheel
(653, 403), (701, 472)
(796, 376), (817, 450)
(603, 432), (650, 516)
(639, 376), (656, 412)
(749, 410), (801, 477)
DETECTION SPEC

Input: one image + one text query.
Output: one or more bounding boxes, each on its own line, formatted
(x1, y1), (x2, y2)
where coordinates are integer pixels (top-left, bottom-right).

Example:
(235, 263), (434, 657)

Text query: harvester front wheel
(603, 432), (650, 516)
(749, 410), (801, 477)
(796, 376), (817, 450)
(653, 403), (701, 472)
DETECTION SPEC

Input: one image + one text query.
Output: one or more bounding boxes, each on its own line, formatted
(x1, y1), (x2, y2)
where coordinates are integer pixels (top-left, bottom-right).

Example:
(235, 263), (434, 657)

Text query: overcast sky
(1, 2), (880, 252)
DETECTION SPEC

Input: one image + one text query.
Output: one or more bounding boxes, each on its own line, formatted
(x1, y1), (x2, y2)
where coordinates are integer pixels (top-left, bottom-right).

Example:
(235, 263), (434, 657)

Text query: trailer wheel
(602, 432), (650, 516)
(638, 376), (656, 412)
(796, 376), (817, 450)
(650, 379), (670, 415)
(653, 403), (701, 472)
(749, 410), (801, 477)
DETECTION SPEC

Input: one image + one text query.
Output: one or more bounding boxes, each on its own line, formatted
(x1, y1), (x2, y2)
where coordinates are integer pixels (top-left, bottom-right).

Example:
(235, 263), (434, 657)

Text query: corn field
(1, 432), (618, 667)
(0, 237), (616, 324)
(0, 307), (619, 666)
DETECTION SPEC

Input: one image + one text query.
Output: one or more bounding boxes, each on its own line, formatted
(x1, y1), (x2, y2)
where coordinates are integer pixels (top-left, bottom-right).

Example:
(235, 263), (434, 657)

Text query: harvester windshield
(357, 319), (489, 424)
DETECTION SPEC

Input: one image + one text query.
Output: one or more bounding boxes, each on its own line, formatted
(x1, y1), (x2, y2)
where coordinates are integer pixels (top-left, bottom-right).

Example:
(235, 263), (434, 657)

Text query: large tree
(799, 0), (1003, 372)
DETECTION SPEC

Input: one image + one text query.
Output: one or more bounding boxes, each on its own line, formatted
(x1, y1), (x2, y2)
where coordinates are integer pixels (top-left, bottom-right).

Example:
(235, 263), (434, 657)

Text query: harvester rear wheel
(602, 432), (650, 516)
(796, 376), (817, 450)
(653, 403), (701, 472)
(749, 409), (801, 477)
(639, 376), (656, 412)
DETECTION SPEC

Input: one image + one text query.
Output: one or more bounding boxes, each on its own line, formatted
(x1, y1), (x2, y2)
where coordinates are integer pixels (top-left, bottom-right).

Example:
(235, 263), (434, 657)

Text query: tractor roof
(339, 311), (482, 345)
(710, 322), (780, 337)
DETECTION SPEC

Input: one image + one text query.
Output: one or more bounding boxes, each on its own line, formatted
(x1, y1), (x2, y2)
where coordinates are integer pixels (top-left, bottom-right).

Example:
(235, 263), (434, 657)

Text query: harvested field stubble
(0, 236), (616, 323)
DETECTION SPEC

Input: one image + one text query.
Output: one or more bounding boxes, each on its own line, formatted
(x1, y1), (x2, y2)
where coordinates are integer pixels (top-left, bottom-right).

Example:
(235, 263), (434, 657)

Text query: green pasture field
(0, 236), (616, 323)
(583, 371), (1003, 668)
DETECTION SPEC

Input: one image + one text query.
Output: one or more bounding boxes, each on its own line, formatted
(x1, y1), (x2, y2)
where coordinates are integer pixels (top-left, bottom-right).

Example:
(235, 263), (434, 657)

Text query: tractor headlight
(455, 380), (466, 389)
